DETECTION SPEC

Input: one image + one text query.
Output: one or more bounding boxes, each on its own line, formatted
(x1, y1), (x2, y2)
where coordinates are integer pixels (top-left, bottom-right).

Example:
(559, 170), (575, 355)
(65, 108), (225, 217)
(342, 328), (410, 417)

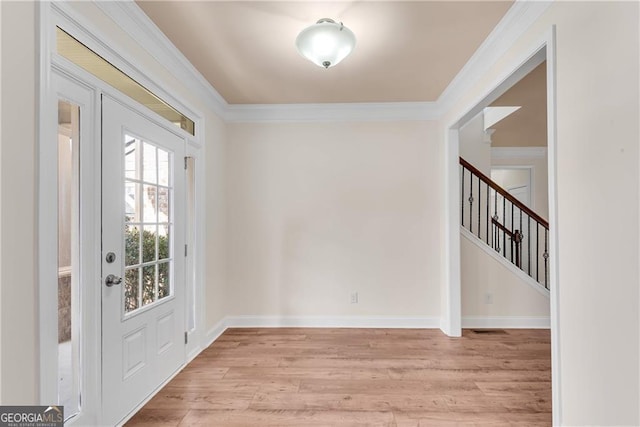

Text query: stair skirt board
(462, 316), (550, 329)
(460, 227), (551, 298)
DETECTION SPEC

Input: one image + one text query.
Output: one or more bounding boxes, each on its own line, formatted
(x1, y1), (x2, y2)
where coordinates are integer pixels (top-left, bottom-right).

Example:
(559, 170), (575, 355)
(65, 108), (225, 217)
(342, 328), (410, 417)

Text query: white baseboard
(204, 317), (229, 349)
(462, 316), (550, 329)
(223, 315), (441, 329)
(201, 315), (440, 352)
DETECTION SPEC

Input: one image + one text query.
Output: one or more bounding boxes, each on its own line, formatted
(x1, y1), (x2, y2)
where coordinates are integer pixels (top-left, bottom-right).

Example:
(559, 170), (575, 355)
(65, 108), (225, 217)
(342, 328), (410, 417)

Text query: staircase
(460, 157), (550, 290)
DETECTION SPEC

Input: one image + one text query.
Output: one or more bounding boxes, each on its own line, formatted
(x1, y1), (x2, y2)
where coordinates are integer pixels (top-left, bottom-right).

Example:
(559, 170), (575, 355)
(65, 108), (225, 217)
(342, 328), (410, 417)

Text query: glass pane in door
(57, 100), (81, 419)
(123, 136), (174, 314)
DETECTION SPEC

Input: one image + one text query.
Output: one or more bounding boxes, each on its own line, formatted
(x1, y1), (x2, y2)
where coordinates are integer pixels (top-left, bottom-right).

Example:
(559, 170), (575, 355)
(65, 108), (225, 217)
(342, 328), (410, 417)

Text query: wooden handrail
(460, 157), (549, 229)
(491, 217), (515, 238)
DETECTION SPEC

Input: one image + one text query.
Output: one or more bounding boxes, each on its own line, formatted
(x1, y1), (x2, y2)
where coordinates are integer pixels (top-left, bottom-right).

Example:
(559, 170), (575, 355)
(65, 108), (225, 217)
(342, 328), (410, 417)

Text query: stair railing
(459, 157), (550, 290)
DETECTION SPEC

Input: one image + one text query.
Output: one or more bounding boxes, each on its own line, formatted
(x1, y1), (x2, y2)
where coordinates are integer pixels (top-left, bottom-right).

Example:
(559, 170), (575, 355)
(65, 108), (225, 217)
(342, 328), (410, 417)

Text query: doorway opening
(444, 31), (560, 424)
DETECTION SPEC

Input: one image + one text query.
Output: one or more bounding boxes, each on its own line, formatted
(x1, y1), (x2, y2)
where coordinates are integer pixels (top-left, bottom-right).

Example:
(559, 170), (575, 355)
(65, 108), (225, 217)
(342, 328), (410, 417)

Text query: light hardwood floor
(126, 328), (551, 426)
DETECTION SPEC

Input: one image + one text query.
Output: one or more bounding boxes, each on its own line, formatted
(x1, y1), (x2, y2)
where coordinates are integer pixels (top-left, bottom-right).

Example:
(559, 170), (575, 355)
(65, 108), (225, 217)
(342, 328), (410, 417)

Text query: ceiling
(136, 1), (514, 105)
(490, 61), (547, 147)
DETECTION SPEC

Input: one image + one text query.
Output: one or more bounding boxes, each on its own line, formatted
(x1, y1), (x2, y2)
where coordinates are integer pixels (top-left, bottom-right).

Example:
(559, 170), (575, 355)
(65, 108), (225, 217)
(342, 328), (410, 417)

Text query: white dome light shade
(295, 18), (356, 69)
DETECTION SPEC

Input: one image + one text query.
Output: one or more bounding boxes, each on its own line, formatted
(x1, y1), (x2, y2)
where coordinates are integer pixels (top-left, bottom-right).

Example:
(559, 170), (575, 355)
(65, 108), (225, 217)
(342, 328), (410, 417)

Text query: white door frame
(443, 28), (561, 425)
(491, 165), (534, 209)
(37, 3), (206, 424)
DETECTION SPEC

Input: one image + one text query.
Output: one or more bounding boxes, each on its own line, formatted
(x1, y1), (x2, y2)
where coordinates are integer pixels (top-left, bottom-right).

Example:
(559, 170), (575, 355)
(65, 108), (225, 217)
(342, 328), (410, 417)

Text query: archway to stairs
(458, 60), (550, 330)
(443, 38), (561, 425)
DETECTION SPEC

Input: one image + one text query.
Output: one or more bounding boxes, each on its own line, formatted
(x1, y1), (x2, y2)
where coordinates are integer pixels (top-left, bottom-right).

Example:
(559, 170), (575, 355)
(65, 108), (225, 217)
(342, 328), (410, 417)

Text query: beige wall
(226, 121), (441, 317)
(1, 1), (38, 404)
(461, 234), (549, 318)
(204, 113), (228, 329)
(2, 0), (638, 422)
(442, 1), (639, 424)
(552, 3), (639, 422)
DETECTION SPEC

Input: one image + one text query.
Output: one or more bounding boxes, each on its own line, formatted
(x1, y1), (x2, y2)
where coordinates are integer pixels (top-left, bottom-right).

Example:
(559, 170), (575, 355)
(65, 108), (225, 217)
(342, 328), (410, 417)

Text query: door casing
(39, 4), (206, 423)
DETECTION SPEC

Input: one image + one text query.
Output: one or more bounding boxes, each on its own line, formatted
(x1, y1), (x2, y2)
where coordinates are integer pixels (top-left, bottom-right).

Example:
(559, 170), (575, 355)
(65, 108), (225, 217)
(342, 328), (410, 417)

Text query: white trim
(94, 1), (227, 119)
(116, 363), (187, 427)
(442, 26), (560, 426)
(545, 26), (562, 427)
(491, 147), (548, 159)
(38, 0), (58, 406)
(51, 2), (204, 136)
(437, 1), (553, 114)
(461, 227), (550, 299)
(483, 106), (521, 130)
(462, 316), (550, 329)
(225, 102), (439, 123)
(203, 315), (442, 350)
(442, 129), (462, 337)
(225, 315), (440, 329)
(43, 3), (206, 423)
(92, 0), (553, 123)
(204, 318), (229, 349)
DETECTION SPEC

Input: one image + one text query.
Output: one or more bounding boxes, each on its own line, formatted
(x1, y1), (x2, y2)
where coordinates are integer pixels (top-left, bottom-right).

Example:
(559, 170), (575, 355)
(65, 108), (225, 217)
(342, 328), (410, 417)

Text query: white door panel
(101, 96), (185, 425)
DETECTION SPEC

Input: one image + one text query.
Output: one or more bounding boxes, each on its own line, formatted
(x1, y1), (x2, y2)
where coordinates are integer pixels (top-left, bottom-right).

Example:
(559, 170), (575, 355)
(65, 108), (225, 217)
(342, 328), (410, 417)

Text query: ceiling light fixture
(295, 18), (356, 69)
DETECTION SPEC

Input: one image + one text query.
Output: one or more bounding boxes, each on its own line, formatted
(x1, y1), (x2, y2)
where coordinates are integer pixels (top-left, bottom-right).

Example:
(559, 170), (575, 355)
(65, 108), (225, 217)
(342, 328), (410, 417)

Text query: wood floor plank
(250, 391), (449, 412)
(125, 328), (551, 426)
(125, 408), (188, 427)
(178, 408), (396, 426)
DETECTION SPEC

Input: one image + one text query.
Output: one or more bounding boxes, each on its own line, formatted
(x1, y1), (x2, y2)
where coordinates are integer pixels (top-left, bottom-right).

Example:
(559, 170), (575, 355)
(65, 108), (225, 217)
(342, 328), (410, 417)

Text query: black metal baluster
(486, 183), (490, 245)
(469, 173), (473, 233)
(527, 215), (531, 275)
(477, 174), (481, 238)
(502, 196), (506, 258)
(536, 222), (540, 283)
(544, 228), (549, 290)
(510, 202), (514, 263)
(519, 209), (523, 269)
(461, 167), (465, 228)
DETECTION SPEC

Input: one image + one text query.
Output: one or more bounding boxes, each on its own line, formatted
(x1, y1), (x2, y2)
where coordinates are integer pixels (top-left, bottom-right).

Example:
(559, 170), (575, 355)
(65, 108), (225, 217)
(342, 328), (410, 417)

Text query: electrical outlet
(484, 292), (493, 304)
(350, 292), (358, 304)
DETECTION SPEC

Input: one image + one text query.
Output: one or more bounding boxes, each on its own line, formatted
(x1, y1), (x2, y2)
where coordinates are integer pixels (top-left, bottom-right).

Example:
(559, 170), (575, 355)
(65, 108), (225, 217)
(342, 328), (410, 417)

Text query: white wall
(442, 1), (639, 424)
(0, 1), (38, 404)
(552, 4), (639, 423)
(459, 112), (491, 175)
(0, 0), (4, 405)
(226, 121), (441, 318)
(461, 233), (549, 318)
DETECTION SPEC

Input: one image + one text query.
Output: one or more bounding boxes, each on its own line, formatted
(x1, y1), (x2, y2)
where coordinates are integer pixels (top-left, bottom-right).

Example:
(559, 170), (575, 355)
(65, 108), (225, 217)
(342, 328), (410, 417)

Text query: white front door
(101, 96), (186, 425)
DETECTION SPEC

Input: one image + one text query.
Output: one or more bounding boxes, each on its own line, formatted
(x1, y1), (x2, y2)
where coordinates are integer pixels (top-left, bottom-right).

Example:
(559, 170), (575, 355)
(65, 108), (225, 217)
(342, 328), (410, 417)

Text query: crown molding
(437, 0), (553, 114)
(89, 0), (551, 123)
(94, 1), (228, 119)
(491, 147), (548, 159)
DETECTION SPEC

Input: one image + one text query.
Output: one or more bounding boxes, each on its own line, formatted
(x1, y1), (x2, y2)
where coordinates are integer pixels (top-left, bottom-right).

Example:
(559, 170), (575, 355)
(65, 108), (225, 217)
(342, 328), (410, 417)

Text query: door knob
(105, 274), (123, 287)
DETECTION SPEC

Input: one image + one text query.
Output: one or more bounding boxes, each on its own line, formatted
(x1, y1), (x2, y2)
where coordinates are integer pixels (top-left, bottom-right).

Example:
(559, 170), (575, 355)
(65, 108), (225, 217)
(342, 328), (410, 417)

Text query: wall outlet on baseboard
(484, 292), (493, 305)
(350, 292), (358, 304)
